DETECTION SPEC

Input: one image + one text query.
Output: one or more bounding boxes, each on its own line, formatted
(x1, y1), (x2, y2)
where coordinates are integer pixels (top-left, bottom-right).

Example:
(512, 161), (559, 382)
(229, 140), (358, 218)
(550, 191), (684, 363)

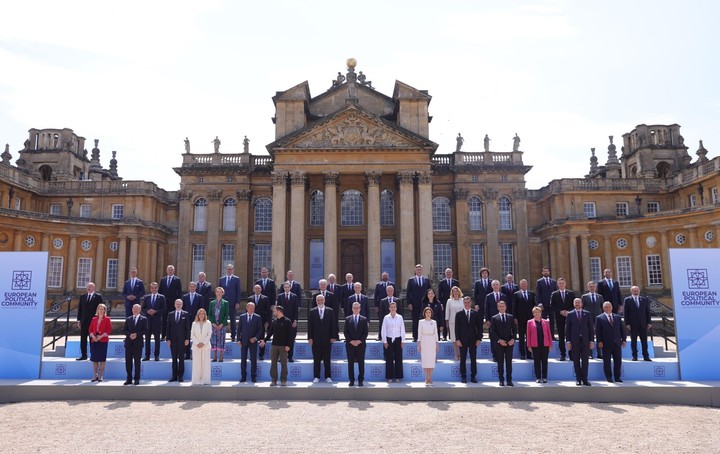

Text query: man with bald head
(236, 301), (265, 383)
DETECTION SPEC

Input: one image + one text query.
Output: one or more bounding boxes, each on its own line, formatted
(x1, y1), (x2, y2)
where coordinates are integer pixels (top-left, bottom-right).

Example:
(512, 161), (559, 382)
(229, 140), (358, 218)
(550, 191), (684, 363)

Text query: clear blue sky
(1, 0), (718, 190)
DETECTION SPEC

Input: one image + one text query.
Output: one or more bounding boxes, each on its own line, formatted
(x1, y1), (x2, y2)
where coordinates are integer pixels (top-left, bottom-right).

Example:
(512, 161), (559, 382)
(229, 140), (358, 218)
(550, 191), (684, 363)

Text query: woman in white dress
(191, 308), (212, 385)
(445, 286), (465, 360)
(418, 307), (439, 386)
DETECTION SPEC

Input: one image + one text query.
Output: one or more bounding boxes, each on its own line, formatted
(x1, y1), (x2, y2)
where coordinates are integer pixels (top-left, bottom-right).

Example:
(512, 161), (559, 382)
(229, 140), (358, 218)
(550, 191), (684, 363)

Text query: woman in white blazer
(191, 308), (212, 385)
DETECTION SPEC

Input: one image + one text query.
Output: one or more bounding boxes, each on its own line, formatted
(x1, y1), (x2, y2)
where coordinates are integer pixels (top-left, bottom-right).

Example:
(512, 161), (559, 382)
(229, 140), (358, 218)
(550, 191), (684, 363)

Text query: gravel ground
(1, 400), (718, 453)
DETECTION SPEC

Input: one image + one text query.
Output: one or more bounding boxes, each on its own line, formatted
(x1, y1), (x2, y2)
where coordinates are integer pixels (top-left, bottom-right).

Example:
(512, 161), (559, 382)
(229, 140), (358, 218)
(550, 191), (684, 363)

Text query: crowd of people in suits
(74, 263), (653, 387)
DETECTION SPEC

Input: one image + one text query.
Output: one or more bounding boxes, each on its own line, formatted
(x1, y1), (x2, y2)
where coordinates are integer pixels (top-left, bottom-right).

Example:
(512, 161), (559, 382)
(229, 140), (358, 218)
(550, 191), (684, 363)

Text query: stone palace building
(0, 60), (718, 308)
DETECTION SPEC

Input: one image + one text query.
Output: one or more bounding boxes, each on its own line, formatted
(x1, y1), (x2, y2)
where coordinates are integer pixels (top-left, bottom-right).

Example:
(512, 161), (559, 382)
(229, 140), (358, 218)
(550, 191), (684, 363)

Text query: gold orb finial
(346, 58), (357, 69)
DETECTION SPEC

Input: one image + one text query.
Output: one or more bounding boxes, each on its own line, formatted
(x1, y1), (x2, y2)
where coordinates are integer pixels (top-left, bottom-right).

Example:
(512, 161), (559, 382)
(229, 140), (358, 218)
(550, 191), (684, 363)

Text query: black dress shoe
(259, 357), (264, 361)
(178, 378), (184, 383)
(632, 356), (638, 361)
(123, 380), (132, 385)
(597, 355), (603, 360)
(288, 358), (295, 362)
(507, 381), (514, 387)
(536, 379), (541, 383)
(212, 359), (217, 362)
(576, 381), (581, 386)
(134, 380), (140, 385)
(461, 377), (467, 383)
(560, 356), (566, 361)
(76, 356), (88, 361)
(142, 357), (150, 361)
(542, 379), (548, 383)
(643, 357), (652, 362)
(251, 378), (257, 383)
(168, 378), (177, 382)
(349, 381), (355, 387)
(615, 378), (623, 383)
(240, 378), (246, 383)
(499, 380), (505, 386)
(582, 380), (591, 386)
(607, 378), (613, 382)
(219, 359), (223, 362)
(358, 381), (363, 387)
(520, 355), (526, 360)
(471, 377), (478, 383)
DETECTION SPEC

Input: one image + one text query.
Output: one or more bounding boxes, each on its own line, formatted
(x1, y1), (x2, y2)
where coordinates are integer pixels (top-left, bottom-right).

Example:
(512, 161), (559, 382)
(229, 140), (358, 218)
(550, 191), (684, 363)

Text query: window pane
(254, 198), (273, 232)
(221, 244), (235, 268)
(48, 256), (63, 288)
(76, 258), (92, 288)
(583, 202), (596, 219)
(433, 243), (452, 280)
(253, 244), (272, 282)
(310, 190), (324, 226)
(192, 244), (206, 279)
(341, 190), (363, 226)
(616, 256), (632, 287)
(380, 190), (395, 226)
(500, 243), (514, 277)
(468, 197), (482, 230)
(223, 198), (236, 231)
(80, 204), (92, 218)
(646, 255), (662, 285)
(432, 197), (451, 231)
(470, 243), (485, 280)
(112, 204), (124, 219)
(589, 257), (602, 282)
(106, 259), (119, 289)
(498, 197), (512, 230)
(50, 204), (62, 216)
(194, 198), (207, 232)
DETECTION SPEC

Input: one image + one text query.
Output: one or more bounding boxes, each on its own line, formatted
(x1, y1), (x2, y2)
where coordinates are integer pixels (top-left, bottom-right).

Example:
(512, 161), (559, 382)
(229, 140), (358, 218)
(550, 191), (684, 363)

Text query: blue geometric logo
(55, 363), (67, 376)
(331, 365), (341, 377)
(290, 366), (301, 377)
(411, 366), (422, 377)
(211, 366), (222, 377)
(370, 366), (382, 377)
(654, 366), (666, 378)
(491, 365), (498, 377)
(687, 269), (709, 289)
(450, 366), (460, 377)
(12, 271), (32, 290)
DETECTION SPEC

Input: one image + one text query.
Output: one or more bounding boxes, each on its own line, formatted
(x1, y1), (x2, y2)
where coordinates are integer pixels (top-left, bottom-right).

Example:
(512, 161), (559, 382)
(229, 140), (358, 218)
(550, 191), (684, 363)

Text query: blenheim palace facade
(1, 61), (718, 308)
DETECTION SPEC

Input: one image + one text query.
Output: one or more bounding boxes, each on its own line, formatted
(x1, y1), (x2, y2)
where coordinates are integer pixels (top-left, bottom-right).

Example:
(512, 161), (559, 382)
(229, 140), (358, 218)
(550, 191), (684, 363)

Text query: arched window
(341, 190), (363, 226)
(223, 197), (237, 231)
(498, 196), (512, 230)
(432, 197), (451, 231)
(193, 198), (207, 232)
(254, 198), (273, 232)
(656, 161), (671, 178)
(468, 196), (483, 230)
(380, 189), (394, 226)
(309, 190), (324, 226)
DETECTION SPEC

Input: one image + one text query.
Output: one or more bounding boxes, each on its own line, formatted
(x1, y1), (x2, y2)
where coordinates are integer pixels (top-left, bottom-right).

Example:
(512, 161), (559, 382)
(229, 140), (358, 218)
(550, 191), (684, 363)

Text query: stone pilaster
(271, 171), (288, 283)
(206, 190), (222, 280)
(117, 237), (127, 288)
(631, 233), (642, 287)
(453, 188), (469, 282)
(94, 236), (105, 290)
(236, 189), (252, 287)
(397, 171), (416, 281)
(66, 235), (78, 291)
(483, 188), (500, 275)
(366, 171), (382, 285)
(580, 234), (590, 287)
(177, 190), (193, 284)
(417, 171), (433, 274)
(323, 171), (339, 277)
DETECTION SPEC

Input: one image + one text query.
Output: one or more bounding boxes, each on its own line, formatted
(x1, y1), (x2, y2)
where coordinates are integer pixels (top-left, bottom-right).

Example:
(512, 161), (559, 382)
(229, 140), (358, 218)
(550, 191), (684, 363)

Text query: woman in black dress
(420, 288), (446, 341)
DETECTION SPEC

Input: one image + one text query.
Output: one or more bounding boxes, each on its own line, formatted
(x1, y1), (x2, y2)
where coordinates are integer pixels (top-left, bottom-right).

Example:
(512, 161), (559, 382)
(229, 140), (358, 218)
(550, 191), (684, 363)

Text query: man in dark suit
(490, 301), (517, 386)
(339, 273), (356, 317)
(624, 286), (652, 361)
(255, 267), (277, 308)
(512, 279), (537, 360)
(159, 265), (182, 340)
(595, 302), (627, 383)
(406, 264), (431, 342)
(378, 285), (398, 342)
(373, 272), (395, 339)
(501, 274), (519, 303)
(121, 267), (145, 317)
(550, 278), (574, 361)
(181, 282), (202, 359)
(76, 282), (103, 360)
(236, 301), (265, 383)
(346, 282), (369, 319)
(123, 304), (147, 385)
(166, 299), (191, 382)
(344, 301), (369, 386)
(219, 264), (242, 342)
(141, 282), (166, 361)
(248, 284), (271, 360)
(308, 294), (338, 383)
(437, 268), (459, 308)
(597, 268), (624, 314)
(484, 280), (509, 361)
(566, 298), (595, 386)
(285, 269), (303, 302)
(327, 274), (340, 300)
(196, 272), (213, 312)
(472, 267), (492, 320)
(455, 296), (483, 383)
(581, 280), (605, 359)
(276, 282), (299, 362)
(536, 267), (557, 336)
(313, 279), (338, 321)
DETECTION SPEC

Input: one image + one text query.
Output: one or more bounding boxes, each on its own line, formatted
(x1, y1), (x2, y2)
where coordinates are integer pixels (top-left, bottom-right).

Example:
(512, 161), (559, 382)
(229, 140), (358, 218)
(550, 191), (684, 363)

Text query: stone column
(157, 243), (166, 281)
(128, 236), (139, 270)
(66, 235), (78, 291)
(94, 235), (106, 290)
(13, 230), (22, 250)
(323, 172), (339, 276)
(548, 236), (558, 276)
(271, 171), (288, 283)
(484, 189), (500, 275)
(554, 235), (564, 280)
(568, 234), (579, 291)
(603, 235), (613, 275)
(148, 240), (157, 284)
(41, 233), (50, 251)
(658, 229), (670, 291)
(117, 237), (128, 287)
(289, 171), (307, 285)
(236, 189), (252, 288)
(417, 171), (433, 274)
(366, 171), (382, 285)
(453, 188), (469, 282)
(631, 233), (642, 287)
(513, 189), (530, 281)
(686, 224), (699, 248)
(206, 190), (222, 280)
(177, 190), (193, 284)
(397, 171), (416, 281)
(579, 233), (591, 286)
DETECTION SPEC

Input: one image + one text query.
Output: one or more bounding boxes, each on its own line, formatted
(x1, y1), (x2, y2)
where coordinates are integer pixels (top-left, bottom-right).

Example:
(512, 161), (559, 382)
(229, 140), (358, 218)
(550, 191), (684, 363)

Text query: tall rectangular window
(689, 194), (697, 208)
(616, 256), (632, 287)
(470, 243), (485, 280)
(76, 258), (92, 288)
(646, 202), (660, 213)
(583, 202), (596, 219)
(433, 243), (452, 280)
(646, 255), (662, 286)
(500, 243), (514, 277)
(616, 202), (628, 216)
(192, 244), (206, 279)
(111, 204), (124, 219)
(589, 257), (602, 282)
(712, 187), (719, 204)
(381, 239), (396, 283)
(106, 259), (119, 289)
(223, 199), (236, 231)
(80, 204), (92, 218)
(50, 204), (62, 216)
(221, 244), (235, 268)
(309, 240), (324, 290)
(48, 256), (63, 288)
(253, 244), (272, 282)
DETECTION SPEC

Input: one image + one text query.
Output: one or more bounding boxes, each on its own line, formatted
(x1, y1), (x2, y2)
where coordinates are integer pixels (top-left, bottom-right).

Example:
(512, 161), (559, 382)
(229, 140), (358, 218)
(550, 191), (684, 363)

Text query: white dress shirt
(381, 313), (406, 341)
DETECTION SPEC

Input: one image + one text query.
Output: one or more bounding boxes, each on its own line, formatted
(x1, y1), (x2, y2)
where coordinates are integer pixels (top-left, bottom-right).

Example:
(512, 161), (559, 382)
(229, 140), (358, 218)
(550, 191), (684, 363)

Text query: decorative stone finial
(1, 144), (12, 165)
(90, 139), (101, 170)
(243, 136), (250, 154)
(606, 135), (619, 165)
(589, 147), (598, 174)
(696, 140), (709, 163)
(109, 150), (118, 176)
(347, 58), (357, 69)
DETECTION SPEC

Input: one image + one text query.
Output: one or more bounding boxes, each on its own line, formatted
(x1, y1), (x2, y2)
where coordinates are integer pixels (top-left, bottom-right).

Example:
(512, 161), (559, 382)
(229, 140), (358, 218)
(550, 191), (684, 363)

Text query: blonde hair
(532, 306), (543, 315)
(451, 286), (463, 299)
(195, 308), (208, 322)
(95, 303), (107, 316)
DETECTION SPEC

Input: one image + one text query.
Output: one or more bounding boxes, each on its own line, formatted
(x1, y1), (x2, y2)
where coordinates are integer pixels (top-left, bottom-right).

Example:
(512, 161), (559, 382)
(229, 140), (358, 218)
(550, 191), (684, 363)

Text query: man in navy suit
(196, 272), (213, 312)
(490, 301), (517, 386)
(536, 267), (557, 336)
(276, 281), (299, 362)
(255, 267), (277, 309)
(624, 286), (652, 361)
(308, 294), (338, 383)
(472, 267), (493, 320)
(159, 265), (182, 340)
(501, 274), (519, 303)
(220, 263), (242, 342)
(455, 296), (482, 383)
(285, 269), (303, 302)
(181, 282), (202, 359)
(566, 298), (595, 386)
(166, 299), (191, 382)
(121, 267), (145, 317)
(123, 304), (148, 385)
(597, 269), (624, 314)
(326, 274), (340, 301)
(581, 280), (605, 359)
(248, 284), (271, 360)
(339, 273), (356, 317)
(595, 302), (626, 382)
(406, 264), (431, 342)
(512, 279), (537, 360)
(437, 268), (459, 308)
(550, 278), (574, 361)
(373, 272), (395, 339)
(378, 285), (398, 342)
(344, 301), (369, 386)
(76, 282), (104, 360)
(141, 282), (166, 361)
(236, 301), (265, 383)
(346, 282), (369, 318)
(484, 280), (509, 361)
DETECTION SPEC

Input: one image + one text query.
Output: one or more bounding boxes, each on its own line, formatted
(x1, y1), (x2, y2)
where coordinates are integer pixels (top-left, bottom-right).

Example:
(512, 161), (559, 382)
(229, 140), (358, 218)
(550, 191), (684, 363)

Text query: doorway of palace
(340, 240), (365, 287)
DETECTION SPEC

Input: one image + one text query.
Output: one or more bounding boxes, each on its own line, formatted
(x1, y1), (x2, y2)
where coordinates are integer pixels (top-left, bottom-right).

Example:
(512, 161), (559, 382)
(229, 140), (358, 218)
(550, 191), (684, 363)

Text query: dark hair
(421, 288), (437, 304)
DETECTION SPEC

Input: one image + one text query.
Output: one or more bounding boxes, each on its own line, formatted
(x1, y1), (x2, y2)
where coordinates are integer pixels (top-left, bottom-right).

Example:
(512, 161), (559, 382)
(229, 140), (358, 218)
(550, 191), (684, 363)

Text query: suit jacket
(181, 292), (202, 321)
(208, 299), (229, 325)
(378, 296), (399, 322)
(236, 312), (265, 345)
(455, 309), (483, 346)
(141, 293), (167, 323)
(196, 280), (213, 312)
(512, 289), (537, 323)
(406, 276), (430, 314)
(247, 293), (271, 324)
(89, 316), (112, 342)
(159, 275), (183, 306)
(123, 314), (148, 347)
(535, 277), (558, 309)
(437, 278), (459, 306)
(597, 278), (623, 312)
(219, 275), (242, 306)
(526, 318), (552, 348)
(255, 278), (277, 306)
(623, 295), (651, 328)
(345, 293), (369, 318)
(550, 290), (575, 315)
(276, 292), (299, 322)
(595, 312), (626, 348)
(166, 309), (192, 343)
(581, 292), (604, 320)
(373, 281), (395, 307)
(287, 280), (303, 302)
(473, 279), (493, 320)
(191, 320), (212, 346)
(312, 291), (338, 319)
(490, 312), (517, 343)
(344, 314), (369, 343)
(77, 292), (104, 323)
(501, 283), (519, 302)
(308, 306), (339, 343)
(338, 282), (356, 308)
(565, 309), (595, 346)
(484, 292), (509, 323)
(121, 278), (145, 304)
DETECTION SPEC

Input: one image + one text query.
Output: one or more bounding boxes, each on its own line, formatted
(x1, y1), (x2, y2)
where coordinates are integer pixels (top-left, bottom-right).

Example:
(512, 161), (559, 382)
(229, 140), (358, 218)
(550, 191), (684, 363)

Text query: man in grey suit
(624, 286), (652, 361)
(236, 301), (265, 383)
(581, 280), (604, 359)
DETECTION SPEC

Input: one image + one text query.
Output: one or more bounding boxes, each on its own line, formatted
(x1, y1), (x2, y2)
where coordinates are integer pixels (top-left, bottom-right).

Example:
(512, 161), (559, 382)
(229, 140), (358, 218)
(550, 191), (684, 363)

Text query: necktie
(255, 295), (259, 304)
(608, 279), (613, 290)
(263, 279), (267, 288)
(167, 276), (171, 288)
(561, 291), (565, 300)
(286, 293), (290, 301)
(248, 314), (251, 323)
(501, 314), (505, 323)
(577, 311), (581, 320)
(354, 315), (358, 328)
(447, 279), (451, 287)
(356, 294), (359, 302)
(466, 310), (470, 321)
(176, 312), (180, 323)
(635, 297), (639, 307)
(88, 293), (93, 300)
(133, 316), (138, 325)
(545, 277), (549, 286)
(131, 278), (135, 288)
(484, 279), (488, 288)
(389, 297), (393, 304)
(416, 276), (420, 286)
(151, 295), (156, 308)
(384, 281), (387, 288)
(320, 308), (324, 320)
(523, 291), (528, 300)
(608, 314), (614, 326)
(591, 294), (595, 304)
(190, 294), (195, 305)
(495, 293), (499, 302)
